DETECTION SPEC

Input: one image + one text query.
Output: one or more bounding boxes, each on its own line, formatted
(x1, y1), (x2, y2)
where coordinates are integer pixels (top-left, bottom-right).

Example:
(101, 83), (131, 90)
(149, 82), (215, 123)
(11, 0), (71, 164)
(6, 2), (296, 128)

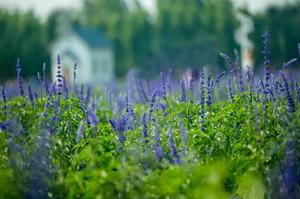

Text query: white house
(51, 26), (114, 85)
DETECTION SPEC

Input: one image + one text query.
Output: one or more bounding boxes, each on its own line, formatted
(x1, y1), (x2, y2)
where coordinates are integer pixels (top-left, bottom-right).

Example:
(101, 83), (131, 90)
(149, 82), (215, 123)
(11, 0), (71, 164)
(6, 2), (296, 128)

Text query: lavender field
(0, 32), (300, 198)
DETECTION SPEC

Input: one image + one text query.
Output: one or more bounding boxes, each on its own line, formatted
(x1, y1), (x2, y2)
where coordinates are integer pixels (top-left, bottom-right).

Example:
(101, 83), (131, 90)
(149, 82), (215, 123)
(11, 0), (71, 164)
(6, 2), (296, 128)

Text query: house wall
(91, 48), (114, 84)
(51, 33), (92, 85)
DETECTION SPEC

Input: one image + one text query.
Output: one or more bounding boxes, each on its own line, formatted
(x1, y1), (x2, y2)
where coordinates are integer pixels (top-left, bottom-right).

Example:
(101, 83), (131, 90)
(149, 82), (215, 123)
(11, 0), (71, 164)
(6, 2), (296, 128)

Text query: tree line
(0, 0), (300, 80)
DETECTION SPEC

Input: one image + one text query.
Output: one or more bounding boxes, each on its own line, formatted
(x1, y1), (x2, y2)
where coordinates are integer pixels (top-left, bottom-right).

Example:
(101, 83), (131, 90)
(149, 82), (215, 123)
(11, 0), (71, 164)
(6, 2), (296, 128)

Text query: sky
(0, 0), (156, 20)
(0, 0), (297, 20)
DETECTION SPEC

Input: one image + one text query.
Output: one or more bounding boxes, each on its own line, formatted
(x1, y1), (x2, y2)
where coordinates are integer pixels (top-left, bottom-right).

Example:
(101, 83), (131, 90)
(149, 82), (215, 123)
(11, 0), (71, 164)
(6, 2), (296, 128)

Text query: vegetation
(2, 1), (300, 80)
(0, 34), (300, 198)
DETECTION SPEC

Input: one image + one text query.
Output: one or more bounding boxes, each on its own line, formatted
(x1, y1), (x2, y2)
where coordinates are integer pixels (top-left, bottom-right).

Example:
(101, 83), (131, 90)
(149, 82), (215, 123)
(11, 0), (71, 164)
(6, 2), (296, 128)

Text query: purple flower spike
(160, 72), (167, 100)
(117, 96), (125, 115)
(199, 70), (206, 131)
(1, 87), (7, 116)
(56, 54), (63, 96)
(228, 79), (234, 103)
(167, 127), (181, 164)
(179, 80), (186, 102)
(297, 87), (300, 104)
(153, 118), (164, 161)
(178, 114), (187, 144)
(220, 53), (233, 71)
(154, 146), (164, 161)
(63, 77), (68, 99)
(206, 74), (213, 106)
(281, 73), (295, 113)
(283, 58), (297, 69)
(27, 85), (35, 108)
(262, 31), (271, 88)
(109, 119), (117, 132)
(109, 116), (126, 145)
(149, 89), (157, 115)
(88, 108), (99, 135)
(189, 78), (194, 103)
(85, 86), (91, 106)
(141, 113), (149, 143)
(73, 62), (77, 86)
(216, 71), (226, 84)
(281, 139), (297, 198)
(178, 114), (188, 154)
(16, 58), (24, 96)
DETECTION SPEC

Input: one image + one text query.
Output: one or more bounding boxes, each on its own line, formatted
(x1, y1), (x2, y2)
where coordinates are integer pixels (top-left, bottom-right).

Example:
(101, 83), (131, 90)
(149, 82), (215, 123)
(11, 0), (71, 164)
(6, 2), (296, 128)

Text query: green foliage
(0, 89), (299, 198)
(0, 10), (52, 80)
(249, 3), (300, 70)
(82, 0), (238, 76)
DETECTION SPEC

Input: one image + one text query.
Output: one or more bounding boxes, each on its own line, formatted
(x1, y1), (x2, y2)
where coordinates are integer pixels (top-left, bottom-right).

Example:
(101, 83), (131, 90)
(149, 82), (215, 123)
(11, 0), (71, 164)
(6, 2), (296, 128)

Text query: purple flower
(16, 58), (24, 96)
(125, 95), (136, 130)
(153, 118), (164, 161)
(1, 87), (7, 116)
(167, 127), (181, 164)
(216, 71), (226, 84)
(160, 72), (167, 100)
(262, 31), (271, 88)
(283, 58), (297, 69)
(178, 114), (187, 154)
(56, 54), (63, 96)
(149, 89), (157, 115)
(199, 70), (206, 131)
(266, 88), (275, 102)
(88, 108), (99, 135)
(27, 85), (35, 108)
(154, 146), (164, 161)
(141, 113), (149, 143)
(178, 114), (187, 145)
(0, 120), (10, 131)
(228, 79), (234, 103)
(109, 119), (117, 132)
(79, 84), (84, 101)
(281, 139), (297, 198)
(246, 68), (254, 103)
(85, 86), (91, 106)
(109, 116), (126, 144)
(281, 72), (295, 113)
(73, 62), (77, 86)
(49, 96), (61, 134)
(237, 70), (244, 92)
(189, 78), (194, 103)
(220, 53), (234, 71)
(42, 62), (47, 96)
(117, 96), (125, 115)
(135, 78), (148, 104)
(179, 80), (186, 102)
(62, 77), (69, 99)
(206, 74), (213, 106)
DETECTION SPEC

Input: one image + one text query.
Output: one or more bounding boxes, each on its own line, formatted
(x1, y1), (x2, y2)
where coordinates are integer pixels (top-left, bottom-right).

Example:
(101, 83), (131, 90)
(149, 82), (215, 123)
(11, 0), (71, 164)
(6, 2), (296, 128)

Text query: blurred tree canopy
(2, 0), (300, 80)
(249, 3), (300, 71)
(82, 0), (239, 76)
(0, 0), (238, 80)
(0, 10), (52, 81)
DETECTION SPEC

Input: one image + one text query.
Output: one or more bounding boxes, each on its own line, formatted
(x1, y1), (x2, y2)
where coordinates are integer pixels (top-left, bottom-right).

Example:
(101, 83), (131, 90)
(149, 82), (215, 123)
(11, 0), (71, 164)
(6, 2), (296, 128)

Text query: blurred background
(0, 0), (300, 84)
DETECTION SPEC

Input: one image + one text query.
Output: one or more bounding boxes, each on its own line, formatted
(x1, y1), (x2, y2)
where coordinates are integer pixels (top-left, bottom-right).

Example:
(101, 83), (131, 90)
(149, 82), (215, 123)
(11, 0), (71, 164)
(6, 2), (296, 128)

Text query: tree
(0, 10), (51, 81)
(249, 3), (300, 71)
(82, 0), (238, 77)
(154, 0), (238, 72)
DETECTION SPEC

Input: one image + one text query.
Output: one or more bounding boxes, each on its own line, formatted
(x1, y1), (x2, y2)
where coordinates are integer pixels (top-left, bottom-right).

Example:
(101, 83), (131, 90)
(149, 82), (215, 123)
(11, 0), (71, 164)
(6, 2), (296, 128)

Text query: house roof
(73, 26), (112, 48)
